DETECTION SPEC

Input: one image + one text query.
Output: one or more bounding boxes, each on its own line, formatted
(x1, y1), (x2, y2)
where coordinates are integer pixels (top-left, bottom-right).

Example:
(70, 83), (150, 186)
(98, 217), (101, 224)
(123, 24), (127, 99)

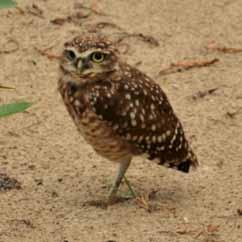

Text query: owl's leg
(108, 159), (135, 203)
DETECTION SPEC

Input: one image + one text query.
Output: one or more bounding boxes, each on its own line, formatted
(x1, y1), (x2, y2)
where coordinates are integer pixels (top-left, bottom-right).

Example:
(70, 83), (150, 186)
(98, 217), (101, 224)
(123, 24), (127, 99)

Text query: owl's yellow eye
(91, 52), (105, 63)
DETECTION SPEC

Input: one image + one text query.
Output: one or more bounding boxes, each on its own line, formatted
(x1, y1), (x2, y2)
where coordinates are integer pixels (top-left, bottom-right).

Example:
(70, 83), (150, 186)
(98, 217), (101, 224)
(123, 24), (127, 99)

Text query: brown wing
(87, 66), (198, 171)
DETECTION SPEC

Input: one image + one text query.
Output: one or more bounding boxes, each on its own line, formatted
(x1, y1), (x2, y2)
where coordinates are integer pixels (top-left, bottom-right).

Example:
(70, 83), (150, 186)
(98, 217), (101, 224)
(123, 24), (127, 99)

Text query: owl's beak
(77, 58), (91, 73)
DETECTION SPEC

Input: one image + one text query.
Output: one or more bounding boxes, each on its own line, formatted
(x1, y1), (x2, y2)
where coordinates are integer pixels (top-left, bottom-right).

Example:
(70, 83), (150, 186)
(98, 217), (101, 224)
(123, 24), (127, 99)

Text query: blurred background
(0, 1), (241, 242)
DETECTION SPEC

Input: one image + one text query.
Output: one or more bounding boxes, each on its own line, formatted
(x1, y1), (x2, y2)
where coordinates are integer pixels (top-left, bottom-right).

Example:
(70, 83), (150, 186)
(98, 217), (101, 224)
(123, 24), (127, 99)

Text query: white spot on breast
(74, 99), (81, 107)
(124, 84), (129, 90)
(151, 124), (156, 131)
(138, 136), (143, 143)
(158, 146), (165, 151)
(130, 112), (136, 119)
(166, 130), (171, 137)
(170, 133), (177, 144)
(132, 136), (138, 141)
(140, 114), (144, 122)
(126, 133), (131, 140)
(125, 94), (131, 100)
(123, 122), (128, 128)
(176, 143), (182, 151)
(121, 111), (127, 116)
(135, 100), (140, 107)
(158, 136), (163, 142)
(152, 136), (156, 143)
(124, 71), (131, 77)
(113, 124), (119, 130)
(131, 120), (137, 127)
(145, 136), (151, 144)
(149, 114), (154, 120)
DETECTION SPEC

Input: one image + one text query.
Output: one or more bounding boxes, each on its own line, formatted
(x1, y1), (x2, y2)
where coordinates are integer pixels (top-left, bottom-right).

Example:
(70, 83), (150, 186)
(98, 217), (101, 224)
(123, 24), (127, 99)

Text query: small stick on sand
(192, 88), (219, 100)
(116, 32), (160, 47)
(159, 58), (219, 76)
(207, 41), (242, 53)
(35, 47), (60, 60)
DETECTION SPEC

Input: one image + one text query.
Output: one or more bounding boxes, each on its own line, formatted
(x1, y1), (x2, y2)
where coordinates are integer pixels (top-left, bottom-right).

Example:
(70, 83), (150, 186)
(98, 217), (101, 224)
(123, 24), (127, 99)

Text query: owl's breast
(58, 79), (135, 162)
(77, 110), (135, 162)
(58, 79), (88, 121)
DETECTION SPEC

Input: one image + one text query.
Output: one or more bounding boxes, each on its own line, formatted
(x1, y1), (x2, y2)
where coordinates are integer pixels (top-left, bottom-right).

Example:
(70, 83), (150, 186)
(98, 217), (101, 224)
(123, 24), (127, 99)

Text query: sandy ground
(0, 0), (242, 242)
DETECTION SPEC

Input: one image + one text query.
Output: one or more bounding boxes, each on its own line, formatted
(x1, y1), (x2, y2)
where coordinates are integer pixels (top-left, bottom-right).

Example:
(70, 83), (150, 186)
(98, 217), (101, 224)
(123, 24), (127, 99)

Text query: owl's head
(60, 35), (119, 79)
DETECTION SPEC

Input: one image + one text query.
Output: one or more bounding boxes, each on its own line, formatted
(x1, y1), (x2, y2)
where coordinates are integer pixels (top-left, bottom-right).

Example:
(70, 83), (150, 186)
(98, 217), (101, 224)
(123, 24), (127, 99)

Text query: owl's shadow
(83, 177), (188, 211)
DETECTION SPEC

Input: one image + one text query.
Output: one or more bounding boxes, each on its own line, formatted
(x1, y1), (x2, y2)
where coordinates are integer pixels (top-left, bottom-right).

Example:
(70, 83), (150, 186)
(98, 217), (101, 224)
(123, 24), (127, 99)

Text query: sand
(0, 0), (241, 241)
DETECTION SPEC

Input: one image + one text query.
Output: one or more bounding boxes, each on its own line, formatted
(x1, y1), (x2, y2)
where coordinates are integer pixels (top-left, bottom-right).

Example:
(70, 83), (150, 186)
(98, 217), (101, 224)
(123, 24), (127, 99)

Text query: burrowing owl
(58, 34), (198, 203)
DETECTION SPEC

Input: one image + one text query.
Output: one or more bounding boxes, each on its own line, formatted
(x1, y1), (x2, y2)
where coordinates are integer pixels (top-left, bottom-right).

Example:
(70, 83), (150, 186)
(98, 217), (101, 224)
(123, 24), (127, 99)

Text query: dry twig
(159, 58), (219, 75)
(135, 195), (151, 212)
(50, 12), (90, 26)
(207, 41), (242, 54)
(87, 22), (124, 33)
(116, 32), (160, 47)
(192, 88), (219, 100)
(34, 47), (60, 60)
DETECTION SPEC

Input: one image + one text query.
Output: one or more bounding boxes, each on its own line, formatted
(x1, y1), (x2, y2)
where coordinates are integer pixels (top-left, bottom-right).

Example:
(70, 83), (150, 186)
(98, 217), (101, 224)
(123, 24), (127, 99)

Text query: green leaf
(0, 102), (32, 118)
(0, 0), (16, 9)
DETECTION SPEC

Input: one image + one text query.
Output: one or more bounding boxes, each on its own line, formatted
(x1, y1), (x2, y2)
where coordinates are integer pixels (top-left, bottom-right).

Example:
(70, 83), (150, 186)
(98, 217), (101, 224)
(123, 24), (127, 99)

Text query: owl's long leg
(108, 159), (135, 202)
(123, 176), (136, 198)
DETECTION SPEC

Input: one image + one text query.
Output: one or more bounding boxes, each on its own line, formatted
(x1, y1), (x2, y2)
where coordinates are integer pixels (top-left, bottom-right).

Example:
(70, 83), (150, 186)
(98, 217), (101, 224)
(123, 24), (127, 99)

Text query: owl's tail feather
(175, 149), (199, 173)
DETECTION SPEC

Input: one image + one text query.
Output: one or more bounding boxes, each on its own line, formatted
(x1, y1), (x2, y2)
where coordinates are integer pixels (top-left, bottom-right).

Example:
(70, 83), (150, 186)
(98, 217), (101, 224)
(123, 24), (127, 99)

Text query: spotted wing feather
(87, 66), (198, 171)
